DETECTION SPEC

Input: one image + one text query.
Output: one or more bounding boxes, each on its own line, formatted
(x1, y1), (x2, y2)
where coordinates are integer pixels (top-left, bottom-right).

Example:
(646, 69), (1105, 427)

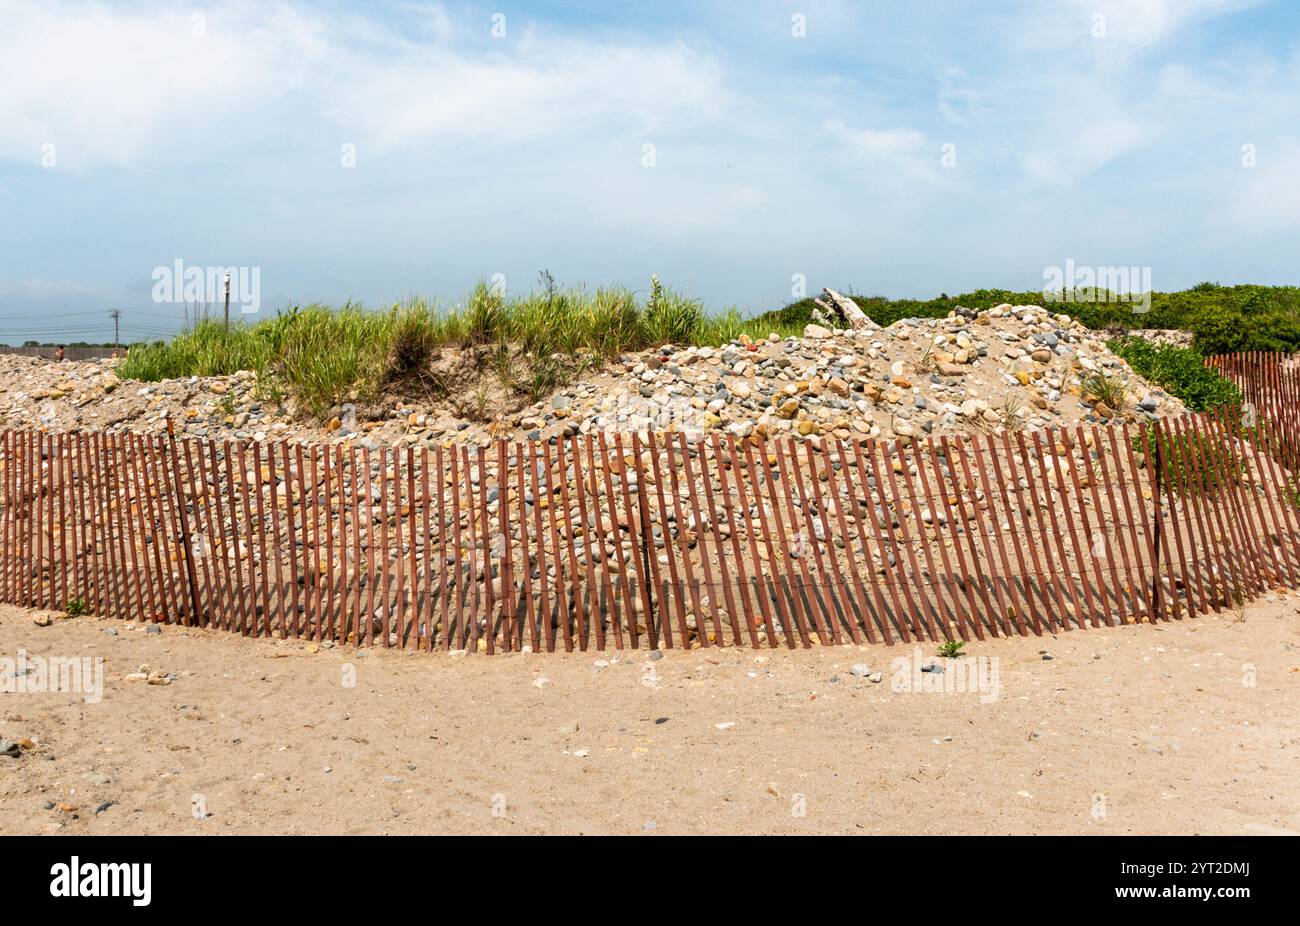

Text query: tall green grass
(117, 278), (805, 420)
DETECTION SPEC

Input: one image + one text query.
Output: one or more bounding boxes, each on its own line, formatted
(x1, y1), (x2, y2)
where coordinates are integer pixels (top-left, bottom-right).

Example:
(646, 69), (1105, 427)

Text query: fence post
(167, 419), (203, 626)
(1150, 424), (1163, 620)
(635, 456), (658, 645)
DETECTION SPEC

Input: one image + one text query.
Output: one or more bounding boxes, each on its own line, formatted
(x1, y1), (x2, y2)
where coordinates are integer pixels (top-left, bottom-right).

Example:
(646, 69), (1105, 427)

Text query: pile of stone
(0, 302), (1182, 448)
(521, 302), (1181, 445)
(1124, 329), (1195, 349)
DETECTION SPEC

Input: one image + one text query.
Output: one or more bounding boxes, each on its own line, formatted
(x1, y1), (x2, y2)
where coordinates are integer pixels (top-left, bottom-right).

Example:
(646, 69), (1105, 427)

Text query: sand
(1, 598), (1297, 835)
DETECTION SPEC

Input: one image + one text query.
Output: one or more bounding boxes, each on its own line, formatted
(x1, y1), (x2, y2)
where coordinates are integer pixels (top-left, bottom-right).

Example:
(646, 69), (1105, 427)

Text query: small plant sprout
(1080, 371), (1129, 413)
(999, 392), (1027, 430)
(915, 340), (939, 374)
(65, 596), (88, 617)
(937, 640), (965, 659)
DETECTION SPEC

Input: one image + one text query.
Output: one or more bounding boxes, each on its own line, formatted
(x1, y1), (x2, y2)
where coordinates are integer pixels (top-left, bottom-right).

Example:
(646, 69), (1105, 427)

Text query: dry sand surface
(2, 599), (1298, 835)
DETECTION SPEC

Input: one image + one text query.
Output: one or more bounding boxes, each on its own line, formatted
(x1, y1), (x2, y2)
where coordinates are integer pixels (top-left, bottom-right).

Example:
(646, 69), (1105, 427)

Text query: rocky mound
(0, 303), (1182, 447)
(525, 303), (1182, 444)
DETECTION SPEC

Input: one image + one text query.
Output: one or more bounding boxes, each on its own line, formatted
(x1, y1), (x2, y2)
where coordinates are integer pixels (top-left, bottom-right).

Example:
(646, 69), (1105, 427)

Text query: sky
(1, 0), (1298, 345)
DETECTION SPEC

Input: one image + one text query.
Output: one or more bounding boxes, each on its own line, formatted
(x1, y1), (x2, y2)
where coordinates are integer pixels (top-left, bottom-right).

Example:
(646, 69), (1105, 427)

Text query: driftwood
(813, 288), (878, 331)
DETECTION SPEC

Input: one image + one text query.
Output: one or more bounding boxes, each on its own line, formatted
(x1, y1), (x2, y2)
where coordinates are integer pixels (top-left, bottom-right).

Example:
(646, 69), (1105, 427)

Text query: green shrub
(1108, 337), (1241, 411)
(1186, 304), (1246, 355)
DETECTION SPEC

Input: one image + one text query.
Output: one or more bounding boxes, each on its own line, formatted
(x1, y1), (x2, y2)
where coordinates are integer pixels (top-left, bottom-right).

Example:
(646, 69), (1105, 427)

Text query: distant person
(111, 348), (119, 360)
(54, 345), (65, 362)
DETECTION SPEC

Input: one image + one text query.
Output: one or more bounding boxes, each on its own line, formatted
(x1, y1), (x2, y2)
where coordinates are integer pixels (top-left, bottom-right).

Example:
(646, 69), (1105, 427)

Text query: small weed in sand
(915, 341), (939, 374)
(1080, 371), (1129, 413)
(998, 392), (1027, 430)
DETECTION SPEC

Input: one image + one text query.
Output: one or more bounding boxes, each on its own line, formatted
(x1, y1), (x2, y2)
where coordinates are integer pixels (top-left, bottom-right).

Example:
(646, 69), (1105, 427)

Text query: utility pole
(109, 309), (121, 349)
(223, 270), (232, 333)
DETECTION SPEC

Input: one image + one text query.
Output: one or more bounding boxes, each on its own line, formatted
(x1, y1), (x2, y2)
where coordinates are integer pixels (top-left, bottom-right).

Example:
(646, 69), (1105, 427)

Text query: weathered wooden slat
(772, 439), (835, 644)
(515, 442), (539, 651)
(711, 433), (761, 648)
(584, 435), (617, 650)
(1026, 431), (1084, 631)
(795, 438), (850, 645)
(999, 432), (1056, 633)
(740, 438), (794, 647)
(555, 437), (585, 651)
(541, 440), (573, 651)
(527, 441), (556, 652)
(1064, 427), (1115, 628)
(648, 432), (692, 648)
(677, 433), (727, 646)
(614, 433), (651, 649)
(1154, 420), (1208, 616)
(1088, 426), (1143, 624)
(891, 438), (955, 640)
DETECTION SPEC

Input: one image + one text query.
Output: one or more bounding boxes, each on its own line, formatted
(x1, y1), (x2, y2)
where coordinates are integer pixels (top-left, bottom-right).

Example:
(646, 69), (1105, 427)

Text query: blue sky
(1, 0), (1298, 344)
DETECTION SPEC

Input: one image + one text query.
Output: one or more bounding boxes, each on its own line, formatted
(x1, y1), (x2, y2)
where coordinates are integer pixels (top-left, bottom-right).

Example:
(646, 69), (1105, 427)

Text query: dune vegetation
(119, 277), (1285, 421)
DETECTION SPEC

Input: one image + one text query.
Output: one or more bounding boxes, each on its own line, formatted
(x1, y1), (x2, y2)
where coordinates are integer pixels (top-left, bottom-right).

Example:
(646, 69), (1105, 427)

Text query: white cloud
(937, 66), (983, 126)
(0, 0), (329, 168)
(0, 1), (729, 167)
(1017, 0), (1261, 52)
(823, 119), (925, 159)
(332, 38), (728, 154)
(0, 0), (1294, 312)
(1019, 118), (1151, 186)
(1210, 141), (1300, 233)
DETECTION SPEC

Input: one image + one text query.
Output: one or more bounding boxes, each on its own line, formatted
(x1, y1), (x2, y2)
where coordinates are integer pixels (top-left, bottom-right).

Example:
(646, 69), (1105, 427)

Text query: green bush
(1185, 304), (1246, 356)
(1108, 337), (1241, 411)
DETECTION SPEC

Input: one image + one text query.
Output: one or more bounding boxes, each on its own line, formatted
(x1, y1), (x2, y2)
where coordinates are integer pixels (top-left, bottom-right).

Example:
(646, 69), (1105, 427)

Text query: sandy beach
(1, 597), (1297, 836)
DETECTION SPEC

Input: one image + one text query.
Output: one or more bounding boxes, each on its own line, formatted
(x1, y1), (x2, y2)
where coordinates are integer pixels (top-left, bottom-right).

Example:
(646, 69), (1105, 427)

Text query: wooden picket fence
(1, 373), (1298, 653)
(1206, 350), (1300, 470)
